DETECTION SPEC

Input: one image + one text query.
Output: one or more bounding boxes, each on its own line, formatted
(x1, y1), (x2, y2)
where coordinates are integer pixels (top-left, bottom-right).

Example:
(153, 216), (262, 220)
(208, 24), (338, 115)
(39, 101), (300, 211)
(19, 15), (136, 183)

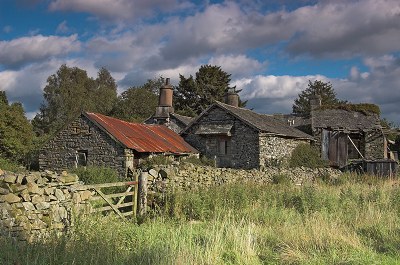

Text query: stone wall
(39, 114), (128, 178)
(0, 169), (93, 242)
(259, 134), (309, 167)
(365, 130), (385, 159)
(147, 163), (341, 192)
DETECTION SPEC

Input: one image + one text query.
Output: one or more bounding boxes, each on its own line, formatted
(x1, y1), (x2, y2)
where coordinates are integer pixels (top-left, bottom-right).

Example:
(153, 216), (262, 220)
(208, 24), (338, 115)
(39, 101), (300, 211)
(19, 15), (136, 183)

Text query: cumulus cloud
(236, 54), (400, 123)
(0, 34), (81, 68)
(48, 0), (190, 21)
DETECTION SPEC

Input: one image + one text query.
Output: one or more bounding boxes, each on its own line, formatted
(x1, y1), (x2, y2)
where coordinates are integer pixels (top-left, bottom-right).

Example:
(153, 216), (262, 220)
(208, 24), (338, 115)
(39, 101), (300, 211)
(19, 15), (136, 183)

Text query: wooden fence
(86, 177), (139, 219)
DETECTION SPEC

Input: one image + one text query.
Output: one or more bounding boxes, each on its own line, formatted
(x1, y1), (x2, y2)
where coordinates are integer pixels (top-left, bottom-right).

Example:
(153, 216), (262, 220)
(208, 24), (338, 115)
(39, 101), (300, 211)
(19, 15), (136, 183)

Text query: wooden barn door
(327, 131), (348, 168)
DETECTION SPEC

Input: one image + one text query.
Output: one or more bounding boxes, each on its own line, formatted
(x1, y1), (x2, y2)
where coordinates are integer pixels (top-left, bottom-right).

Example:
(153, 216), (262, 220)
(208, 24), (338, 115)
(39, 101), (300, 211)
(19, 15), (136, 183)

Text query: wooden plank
(94, 188), (125, 219)
(89, 191), (135, 201)
(116, 186), (132, 205)
(122, 211), (134, 217)
(115, 202), (134, 209)
(85, 181), (138, 189)
(133, 174), (138, 218)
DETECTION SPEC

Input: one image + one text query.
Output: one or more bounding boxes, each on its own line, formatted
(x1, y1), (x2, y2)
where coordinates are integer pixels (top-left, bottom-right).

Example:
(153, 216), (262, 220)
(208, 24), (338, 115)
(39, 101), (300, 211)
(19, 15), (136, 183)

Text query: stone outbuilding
(311, 106), (386, 168)
(181, 96), (313, 169)
(275, 95), (389, 169)
(39, 112), (197, 178)
(145, 78), (194, 133)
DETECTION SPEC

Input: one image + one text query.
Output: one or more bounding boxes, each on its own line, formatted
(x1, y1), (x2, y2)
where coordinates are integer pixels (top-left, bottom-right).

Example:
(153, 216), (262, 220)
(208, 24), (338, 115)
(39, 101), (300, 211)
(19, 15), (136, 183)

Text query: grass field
(2, 173), (400, 264)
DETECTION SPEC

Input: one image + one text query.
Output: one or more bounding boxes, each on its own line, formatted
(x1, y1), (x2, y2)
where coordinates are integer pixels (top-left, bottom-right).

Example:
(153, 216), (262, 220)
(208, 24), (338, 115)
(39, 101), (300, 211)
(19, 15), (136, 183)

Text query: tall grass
(2, 173), (400, 264)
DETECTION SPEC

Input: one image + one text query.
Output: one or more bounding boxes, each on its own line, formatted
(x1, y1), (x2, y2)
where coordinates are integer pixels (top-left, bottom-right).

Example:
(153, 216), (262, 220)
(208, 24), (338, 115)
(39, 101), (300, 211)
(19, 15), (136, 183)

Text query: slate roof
(312, 108), (382, 131)
(170, 113), (194, 126)
(84, 112), (197, 154)
(183, 101), (312, 139)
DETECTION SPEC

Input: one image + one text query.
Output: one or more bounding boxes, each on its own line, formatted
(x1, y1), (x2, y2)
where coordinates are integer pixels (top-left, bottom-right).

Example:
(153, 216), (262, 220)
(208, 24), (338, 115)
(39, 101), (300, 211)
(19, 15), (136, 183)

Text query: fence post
(138, 171), (148, 216)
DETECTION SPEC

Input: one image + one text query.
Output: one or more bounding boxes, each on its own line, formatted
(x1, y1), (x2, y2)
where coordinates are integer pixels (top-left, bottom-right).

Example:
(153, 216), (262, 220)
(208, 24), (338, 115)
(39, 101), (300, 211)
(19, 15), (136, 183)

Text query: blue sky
(1, 0), (400, 124)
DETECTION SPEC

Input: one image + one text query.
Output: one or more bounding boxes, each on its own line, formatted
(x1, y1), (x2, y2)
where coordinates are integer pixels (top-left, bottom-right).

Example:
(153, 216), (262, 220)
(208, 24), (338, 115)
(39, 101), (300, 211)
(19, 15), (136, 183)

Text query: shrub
(289, 143), (327, 168)
(71, 166), (119, 184)
(139, 155), (173, 170)
(181, 155), (215, 167)
(0, 156), (24, 172)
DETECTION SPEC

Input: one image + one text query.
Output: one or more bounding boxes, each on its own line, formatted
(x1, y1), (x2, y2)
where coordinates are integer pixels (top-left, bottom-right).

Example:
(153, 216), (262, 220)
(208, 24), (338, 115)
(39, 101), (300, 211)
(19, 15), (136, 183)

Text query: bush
(139, 155), (173, 170)
(71, 166), (119, 184)
(0, 156), (24, 172)
(181, 155), (215, 167)
(289, 143), (327, 168)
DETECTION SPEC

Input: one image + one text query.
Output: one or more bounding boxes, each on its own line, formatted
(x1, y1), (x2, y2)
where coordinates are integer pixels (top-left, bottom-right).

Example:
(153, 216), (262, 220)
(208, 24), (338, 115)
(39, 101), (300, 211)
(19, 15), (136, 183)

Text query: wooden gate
(85, 178), (139, 219)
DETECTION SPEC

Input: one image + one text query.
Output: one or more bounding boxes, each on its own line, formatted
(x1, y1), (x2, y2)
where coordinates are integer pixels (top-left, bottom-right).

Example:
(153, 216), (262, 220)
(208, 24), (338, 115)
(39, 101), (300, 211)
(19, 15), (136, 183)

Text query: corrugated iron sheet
(85, 112), (197, 154)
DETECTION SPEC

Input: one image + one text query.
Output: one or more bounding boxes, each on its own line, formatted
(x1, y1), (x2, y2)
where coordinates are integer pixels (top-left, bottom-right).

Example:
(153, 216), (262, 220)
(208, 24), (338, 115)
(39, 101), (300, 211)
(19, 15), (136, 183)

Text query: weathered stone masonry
(184, 107), (260, 169)
(0, 170), (93, 242)
(39, 115), (128, 177)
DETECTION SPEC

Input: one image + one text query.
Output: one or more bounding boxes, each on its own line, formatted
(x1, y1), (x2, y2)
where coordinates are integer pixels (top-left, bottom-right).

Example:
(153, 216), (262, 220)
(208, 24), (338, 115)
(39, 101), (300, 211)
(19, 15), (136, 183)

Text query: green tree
(111, 85), (158, 123)
(293, 80), (346, 116)
(174, 65), (245, 116)
(0, 91), (34, 162)
(32, 65), (118, 135)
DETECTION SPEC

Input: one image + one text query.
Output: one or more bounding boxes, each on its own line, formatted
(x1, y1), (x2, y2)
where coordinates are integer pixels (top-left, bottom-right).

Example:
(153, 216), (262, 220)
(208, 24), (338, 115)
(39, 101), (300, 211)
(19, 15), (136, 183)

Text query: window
(218, 138), (231, 155)
(76, 150), (88, 167)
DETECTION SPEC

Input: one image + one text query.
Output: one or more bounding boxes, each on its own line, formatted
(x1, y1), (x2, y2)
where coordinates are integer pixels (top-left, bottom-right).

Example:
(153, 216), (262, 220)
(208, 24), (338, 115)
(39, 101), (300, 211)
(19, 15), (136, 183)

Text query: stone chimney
(309, 94), (321, 111)
(155, 78), (174, 119)
(225, 88), (239, 107)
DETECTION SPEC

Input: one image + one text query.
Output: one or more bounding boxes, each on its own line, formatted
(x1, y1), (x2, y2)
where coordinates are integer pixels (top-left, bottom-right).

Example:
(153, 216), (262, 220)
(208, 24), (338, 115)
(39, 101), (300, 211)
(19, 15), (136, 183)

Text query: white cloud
(208, 54), (266, 78)
(0, 34), (81, 68)
(48, 0), (189, 21)
(56, 20), (69, 34)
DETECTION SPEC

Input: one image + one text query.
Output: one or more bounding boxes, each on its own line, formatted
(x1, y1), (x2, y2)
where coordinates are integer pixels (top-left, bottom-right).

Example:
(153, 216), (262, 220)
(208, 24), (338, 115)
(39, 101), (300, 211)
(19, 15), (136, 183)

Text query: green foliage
(32, 65), (118, 136)
(181, 155), (215, 167)
(271, 173), (291, 185)
(320, 103), (381, 116)
(289, 143), (327, 168)
(293, 80), (346, 116)
(111, 87), (158, 122)
(138, 155), (173, 171)
(71, 166), (119, 184)
(0, 157), (24, 172)
(174, 65), (246, 115)
(0, 91), (35, 162)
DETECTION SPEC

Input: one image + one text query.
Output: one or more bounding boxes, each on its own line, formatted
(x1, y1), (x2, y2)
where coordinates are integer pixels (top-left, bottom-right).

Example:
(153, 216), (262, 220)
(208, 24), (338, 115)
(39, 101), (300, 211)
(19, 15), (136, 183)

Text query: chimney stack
(154, 78), (174, 120)
(309, 94), (321, 111)
(159, 78), (173, 107)
(225, 88), (239, 107)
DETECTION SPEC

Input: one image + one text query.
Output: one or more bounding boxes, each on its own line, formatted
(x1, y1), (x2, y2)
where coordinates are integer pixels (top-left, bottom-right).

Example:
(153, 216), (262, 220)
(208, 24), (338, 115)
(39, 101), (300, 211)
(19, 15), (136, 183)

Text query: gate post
(138, 172), (148, 216)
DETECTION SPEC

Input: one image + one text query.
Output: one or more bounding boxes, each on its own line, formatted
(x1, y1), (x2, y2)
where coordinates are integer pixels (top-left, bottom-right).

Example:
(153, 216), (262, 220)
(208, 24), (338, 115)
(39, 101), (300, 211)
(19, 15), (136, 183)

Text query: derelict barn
(39, 112), (197, 178)
(309, 95), (391, 172)
(182, 91), (312, 169)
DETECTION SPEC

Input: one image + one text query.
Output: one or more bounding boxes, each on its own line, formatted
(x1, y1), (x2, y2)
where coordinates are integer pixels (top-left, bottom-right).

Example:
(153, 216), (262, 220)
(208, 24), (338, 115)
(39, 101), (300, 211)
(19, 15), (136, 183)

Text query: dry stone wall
(146, 163), (341, 192)
(0, 169), (93, 242)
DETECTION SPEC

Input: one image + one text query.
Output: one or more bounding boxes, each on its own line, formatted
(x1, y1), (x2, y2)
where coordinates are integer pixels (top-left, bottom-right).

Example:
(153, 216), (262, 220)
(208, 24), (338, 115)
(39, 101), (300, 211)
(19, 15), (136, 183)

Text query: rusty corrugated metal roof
(84, 112), (197, 154)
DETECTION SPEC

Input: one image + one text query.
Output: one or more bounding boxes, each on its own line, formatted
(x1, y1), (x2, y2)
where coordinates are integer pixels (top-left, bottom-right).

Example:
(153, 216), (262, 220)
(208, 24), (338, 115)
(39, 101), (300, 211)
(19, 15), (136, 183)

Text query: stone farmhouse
(39, 112), (197, 178)
(181, 90), (313, 169)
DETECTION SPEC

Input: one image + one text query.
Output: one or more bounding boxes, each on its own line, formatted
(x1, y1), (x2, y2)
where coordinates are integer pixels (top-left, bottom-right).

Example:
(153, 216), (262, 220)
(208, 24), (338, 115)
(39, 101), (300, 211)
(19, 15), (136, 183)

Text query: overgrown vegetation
(289, 143), (327, 168)
(2, 175), (400, 264)
(319, 103), (381, 115)
(0, 157), (25, 173)
(71, 166), (119, 184)
(181, 155), (215, 167)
